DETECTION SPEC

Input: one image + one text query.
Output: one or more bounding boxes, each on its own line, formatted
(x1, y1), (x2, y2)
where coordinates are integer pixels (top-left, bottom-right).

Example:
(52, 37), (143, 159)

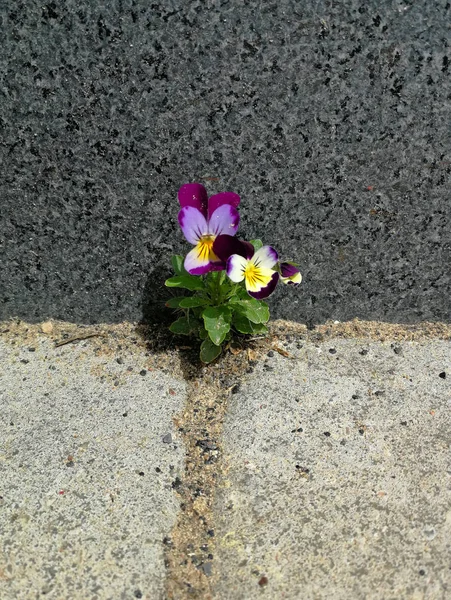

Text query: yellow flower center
(243, 262), (267, 288)
(197, 235), (218, 262)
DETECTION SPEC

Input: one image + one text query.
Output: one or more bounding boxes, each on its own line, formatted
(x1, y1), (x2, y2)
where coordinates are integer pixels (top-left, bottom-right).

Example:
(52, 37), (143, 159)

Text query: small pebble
(439, 371), (446, 379)
(41, 321), (53, 334)
(140, 369), (147, 376)
(163, 433), (172, 444)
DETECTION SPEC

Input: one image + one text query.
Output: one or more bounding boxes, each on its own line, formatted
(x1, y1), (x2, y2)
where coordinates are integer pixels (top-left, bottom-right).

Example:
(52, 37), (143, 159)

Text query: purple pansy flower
(178, 183), (240, 275)
(279, 262), (302, 286)
(213, 234), (279, 299)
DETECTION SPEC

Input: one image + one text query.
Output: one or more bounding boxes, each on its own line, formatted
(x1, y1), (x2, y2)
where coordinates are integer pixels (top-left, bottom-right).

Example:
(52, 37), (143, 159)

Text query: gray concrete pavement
(214, 338), (451, 599)
(0, 334), (186, 600)
(1, 323), (451, 599)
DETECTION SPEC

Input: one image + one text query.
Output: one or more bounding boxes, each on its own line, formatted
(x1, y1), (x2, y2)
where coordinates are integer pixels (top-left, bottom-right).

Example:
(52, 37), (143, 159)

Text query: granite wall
(2, 0), (450, 325)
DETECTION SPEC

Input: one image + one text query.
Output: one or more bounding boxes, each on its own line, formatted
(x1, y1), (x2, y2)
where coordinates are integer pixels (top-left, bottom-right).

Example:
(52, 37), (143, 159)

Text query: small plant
(165, 183), (302, 363)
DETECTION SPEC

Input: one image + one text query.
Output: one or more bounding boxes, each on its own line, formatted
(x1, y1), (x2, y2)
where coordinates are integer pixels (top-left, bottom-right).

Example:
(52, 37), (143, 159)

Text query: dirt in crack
(161, 340), (274, 600)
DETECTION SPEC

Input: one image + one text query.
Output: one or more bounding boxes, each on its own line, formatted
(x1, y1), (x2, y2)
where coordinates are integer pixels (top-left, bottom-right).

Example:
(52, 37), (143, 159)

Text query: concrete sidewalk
(0, 321), (450, 599)
(0, 324), (186, 600)
(213, 337), (451, 600)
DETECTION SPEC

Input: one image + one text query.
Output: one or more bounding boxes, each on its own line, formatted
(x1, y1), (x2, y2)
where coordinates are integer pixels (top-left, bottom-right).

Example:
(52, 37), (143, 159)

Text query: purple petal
(178, 183), (208, 218)
(208, 205), (240, 236)
(178, 206), (208, 245)
(248, 272), (279, 299)
(280, 263), (300, 278)
(251, 246), (279, 269)
(208, 192), (240, 220)
(213, 235), (254, 262)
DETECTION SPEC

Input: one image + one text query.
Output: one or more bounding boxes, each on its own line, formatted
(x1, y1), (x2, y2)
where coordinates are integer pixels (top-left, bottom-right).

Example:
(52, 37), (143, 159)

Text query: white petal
(226, 254), (247, 282)
(251, 245), (278, 269)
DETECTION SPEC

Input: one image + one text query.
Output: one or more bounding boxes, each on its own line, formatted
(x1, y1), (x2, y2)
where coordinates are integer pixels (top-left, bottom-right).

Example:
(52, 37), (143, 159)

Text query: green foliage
(200, 338), (222, 363)
(165, 297), (183, 308)
(250, 239), (263, 251)
(165, 275), (205, 291)
(229, 297), (270, 324)
(166, 255), (271, 363)
(171, 255), (189, 275)
(179, 297), (209, 308)
(169, 316), (194, 336)
(202, 306), (232, 346)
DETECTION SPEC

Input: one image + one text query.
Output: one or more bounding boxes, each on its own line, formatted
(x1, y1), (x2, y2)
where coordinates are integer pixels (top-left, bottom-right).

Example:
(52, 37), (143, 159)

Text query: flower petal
(251, 246), (279, 269)
(213, 235), (254, 262)
(208, 192), (240, 220)
(280, 263), (299, 278)
(178, 183), (208, 218)
(280, 262), (302, 286)
(226, 254), (248, 282)
(248, 272), (279, 299)
(178, 206), (208, 244)
(243, 265), (274, 293)
(208, 205), (240, 236)
(184, 244), (215, 275)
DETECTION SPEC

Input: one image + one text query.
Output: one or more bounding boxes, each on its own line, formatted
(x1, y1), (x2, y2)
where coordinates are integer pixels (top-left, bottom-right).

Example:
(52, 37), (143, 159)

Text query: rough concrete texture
(214, 339), (451, 599)
(0, 336), (186, 600)
(2, 1), (451, 325)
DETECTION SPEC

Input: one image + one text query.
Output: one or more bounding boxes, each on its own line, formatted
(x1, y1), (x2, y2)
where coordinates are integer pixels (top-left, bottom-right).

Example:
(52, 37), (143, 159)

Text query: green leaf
(230, 298), (270, 324)
(171, 255), (188, 275)
(232, 313), (269, 335)
(248, 322), (269, 335)
(236, 285), (250, 299)
(232, 313), (255, 334)
(165, 297), (183, 308)
(200, 338), (222, 364)
(179, 296), (209, 308)
(250, 239), (263, 251)
(198, 327), (209, 340)
(165, 275), (205, 291)
(202, 306), (232, 346)
(169, 317), (193, 336)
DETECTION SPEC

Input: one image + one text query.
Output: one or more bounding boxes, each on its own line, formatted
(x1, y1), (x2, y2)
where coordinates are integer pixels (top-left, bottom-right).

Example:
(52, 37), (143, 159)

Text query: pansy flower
(213, 234), (279, 299)
(279, 262), (302, 286)
(178, 183), (240, 275)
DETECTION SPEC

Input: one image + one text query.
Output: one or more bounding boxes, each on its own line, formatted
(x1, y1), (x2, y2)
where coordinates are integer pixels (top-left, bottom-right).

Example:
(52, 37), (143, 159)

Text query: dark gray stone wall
(1, 0), (450, 325)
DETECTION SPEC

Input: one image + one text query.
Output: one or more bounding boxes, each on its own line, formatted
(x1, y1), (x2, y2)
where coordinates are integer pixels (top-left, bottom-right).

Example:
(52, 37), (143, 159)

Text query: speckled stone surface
(214, 339), (451, 599)
(0, 337), (186, 600)
(1, 1), (450, 325)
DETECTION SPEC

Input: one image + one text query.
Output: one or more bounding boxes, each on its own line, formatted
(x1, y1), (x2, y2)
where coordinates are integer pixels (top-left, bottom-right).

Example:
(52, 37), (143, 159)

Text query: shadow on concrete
(137, 267), (204, 380)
